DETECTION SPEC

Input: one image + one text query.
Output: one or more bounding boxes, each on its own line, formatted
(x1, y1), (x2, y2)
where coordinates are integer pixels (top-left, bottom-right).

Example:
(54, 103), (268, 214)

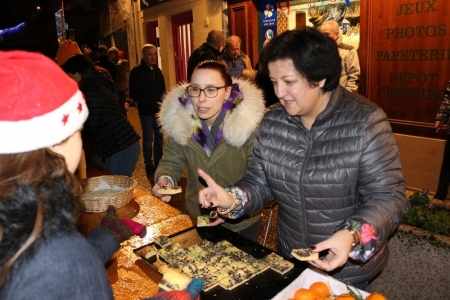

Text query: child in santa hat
(0, 50), (147, 299)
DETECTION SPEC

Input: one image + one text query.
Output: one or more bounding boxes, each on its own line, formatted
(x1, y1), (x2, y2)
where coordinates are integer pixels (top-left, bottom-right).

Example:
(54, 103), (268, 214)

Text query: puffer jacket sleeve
(235, 124), (276, 212)
(343, 107), (407, 261)
(245, 132), (257, 167)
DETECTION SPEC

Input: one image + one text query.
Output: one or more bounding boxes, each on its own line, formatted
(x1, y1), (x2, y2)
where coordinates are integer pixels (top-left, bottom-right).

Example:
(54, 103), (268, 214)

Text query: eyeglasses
(187, 85), (226, 98)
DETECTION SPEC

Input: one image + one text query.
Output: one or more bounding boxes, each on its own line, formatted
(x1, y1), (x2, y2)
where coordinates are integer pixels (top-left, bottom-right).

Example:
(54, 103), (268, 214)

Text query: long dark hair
(0, 149), (79, 286)
(259, 26), (341, 92)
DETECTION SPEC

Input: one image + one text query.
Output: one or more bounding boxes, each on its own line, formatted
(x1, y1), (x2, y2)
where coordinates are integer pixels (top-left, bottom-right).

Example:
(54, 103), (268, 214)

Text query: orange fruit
(334, 293), (356, 300)
(309, 281), (330, 299)
(293, 288), (315, 300)
(366, 292), (387, 300)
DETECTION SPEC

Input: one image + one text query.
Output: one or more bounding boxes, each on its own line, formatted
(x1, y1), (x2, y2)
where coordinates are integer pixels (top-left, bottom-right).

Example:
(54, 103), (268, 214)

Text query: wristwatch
(341, 225), (361, 249)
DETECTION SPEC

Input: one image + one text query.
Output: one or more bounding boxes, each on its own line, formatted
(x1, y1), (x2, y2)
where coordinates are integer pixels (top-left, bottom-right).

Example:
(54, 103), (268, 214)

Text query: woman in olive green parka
(152, 61), (266, 240)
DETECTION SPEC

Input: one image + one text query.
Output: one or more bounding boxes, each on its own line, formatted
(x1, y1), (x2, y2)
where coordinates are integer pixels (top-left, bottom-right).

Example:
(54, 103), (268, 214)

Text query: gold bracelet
(341, 225), (361, 249)
(217, 193), (241, 215)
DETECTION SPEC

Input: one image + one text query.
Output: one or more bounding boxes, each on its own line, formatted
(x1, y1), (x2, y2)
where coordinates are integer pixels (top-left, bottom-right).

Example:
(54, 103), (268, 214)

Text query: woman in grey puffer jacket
(198, 27), (408, 288)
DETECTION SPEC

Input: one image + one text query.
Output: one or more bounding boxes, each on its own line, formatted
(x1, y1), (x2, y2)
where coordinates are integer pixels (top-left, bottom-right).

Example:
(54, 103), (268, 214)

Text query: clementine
(293, 288), (315, 300)
(334, 293), (356, 300)
(309, 281), (330, 299)
(366, 292), (387, 300)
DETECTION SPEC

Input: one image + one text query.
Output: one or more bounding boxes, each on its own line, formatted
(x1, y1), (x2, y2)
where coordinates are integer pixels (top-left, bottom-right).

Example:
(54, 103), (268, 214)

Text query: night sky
(0, 0), (60, 29)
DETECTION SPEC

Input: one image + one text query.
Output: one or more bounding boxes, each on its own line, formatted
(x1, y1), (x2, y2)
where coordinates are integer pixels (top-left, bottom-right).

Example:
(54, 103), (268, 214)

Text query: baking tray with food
(134, 225), (309, 300)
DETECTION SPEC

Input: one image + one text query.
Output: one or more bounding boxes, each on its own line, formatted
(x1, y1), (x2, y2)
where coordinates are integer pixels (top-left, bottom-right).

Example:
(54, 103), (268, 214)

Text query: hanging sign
(261, 0), (277, 49)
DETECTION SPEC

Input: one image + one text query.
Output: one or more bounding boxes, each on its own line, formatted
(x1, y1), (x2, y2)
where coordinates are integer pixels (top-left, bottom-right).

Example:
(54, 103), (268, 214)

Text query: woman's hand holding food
(307, 229), (354, 272)
(151, 177), (173, 202)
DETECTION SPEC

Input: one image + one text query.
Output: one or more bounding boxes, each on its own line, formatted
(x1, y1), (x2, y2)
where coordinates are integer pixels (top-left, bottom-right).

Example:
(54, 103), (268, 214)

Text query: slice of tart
(291, 248), (319, 261)
(157, 186), (182, 195)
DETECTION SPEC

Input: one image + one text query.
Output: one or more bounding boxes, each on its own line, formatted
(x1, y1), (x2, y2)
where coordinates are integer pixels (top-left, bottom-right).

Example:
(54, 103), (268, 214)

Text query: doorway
(172, 11), (193, 83)
(146, 21), (161, 68)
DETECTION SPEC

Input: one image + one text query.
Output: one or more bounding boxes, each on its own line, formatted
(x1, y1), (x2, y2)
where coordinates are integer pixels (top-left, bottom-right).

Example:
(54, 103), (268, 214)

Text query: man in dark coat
(129, 44), (166, 176)
(95, 45), (118, 81)
(186, 30), (224, 81)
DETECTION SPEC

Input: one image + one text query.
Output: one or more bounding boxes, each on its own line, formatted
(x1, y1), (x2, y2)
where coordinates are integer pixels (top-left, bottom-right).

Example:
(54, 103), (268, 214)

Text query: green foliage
(408, 191), (430, 207)
(402, 190), (450, 236)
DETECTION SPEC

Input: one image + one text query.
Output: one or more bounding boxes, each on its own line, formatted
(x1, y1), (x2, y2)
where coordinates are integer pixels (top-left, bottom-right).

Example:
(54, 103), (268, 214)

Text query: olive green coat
(155, 78), (266, 232)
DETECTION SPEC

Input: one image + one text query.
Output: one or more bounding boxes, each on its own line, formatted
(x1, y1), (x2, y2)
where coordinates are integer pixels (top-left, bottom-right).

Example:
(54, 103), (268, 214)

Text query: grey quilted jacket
(236, 87), (408, 284)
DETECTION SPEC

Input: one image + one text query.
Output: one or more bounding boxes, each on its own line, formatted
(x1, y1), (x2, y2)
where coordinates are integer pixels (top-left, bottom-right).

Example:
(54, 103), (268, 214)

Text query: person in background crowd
(96, 45), (118, 81)
(129, 44), (166, 177)
(57, 40), (112, 80)
(0, 50), (146, 299)
(433, 81), (450, 200)
(187, 30), (224, 81)
(108, 46), (131, 112)
(81, 43), (98, 62)
(61, 54), (140, 176)
(320, 20), (360, 93)
(118, 50), (126, 60)
(197, 27), (407, 289)
(218, 35), (256, 80)
(56, 39), (84, 66)
(152, 60), (266, 241)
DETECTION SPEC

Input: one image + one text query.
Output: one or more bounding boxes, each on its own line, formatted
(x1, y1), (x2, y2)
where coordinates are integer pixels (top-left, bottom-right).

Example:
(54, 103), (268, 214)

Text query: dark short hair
(206, 30), (224, 46)
(97, 45), (108, 55)
(259, 26), (341, 92)
(192, 60), (232, 86)
(61, 54), (96, 78)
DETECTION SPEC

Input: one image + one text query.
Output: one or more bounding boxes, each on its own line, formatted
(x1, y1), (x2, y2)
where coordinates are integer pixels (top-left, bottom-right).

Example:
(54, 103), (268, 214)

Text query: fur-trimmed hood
(158, 78), (265, 148)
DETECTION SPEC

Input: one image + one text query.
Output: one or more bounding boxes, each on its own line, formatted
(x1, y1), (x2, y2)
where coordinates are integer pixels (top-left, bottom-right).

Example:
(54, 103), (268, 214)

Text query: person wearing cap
(108, 46), (131, 112)
(56, 39), (83, 66)
(61, 54), (141, 177)
(57, 40), (113, 80)
(95, 45), (118, 81)
(0, 50), (147, 299)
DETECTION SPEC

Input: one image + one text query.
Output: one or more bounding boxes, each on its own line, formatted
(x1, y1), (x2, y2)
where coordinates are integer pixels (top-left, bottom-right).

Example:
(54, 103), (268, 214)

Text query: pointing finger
(198, 168), (215, 186)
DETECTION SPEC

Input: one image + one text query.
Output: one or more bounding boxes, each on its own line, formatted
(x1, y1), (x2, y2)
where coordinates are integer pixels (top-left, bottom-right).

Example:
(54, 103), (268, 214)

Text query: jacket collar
(313, 87), (346, 126)
(203, 43), (222, 56)
(140, 59), (155, 70)
(158, 78), (266, 148)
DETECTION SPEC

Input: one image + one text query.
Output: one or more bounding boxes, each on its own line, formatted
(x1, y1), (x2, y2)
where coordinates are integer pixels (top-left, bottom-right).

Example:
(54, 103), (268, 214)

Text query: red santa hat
(0, 50), (88, 154)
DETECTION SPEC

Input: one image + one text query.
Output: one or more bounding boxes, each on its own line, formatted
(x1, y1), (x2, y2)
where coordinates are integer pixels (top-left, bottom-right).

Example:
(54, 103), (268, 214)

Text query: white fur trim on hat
(0, 90), (88, 154)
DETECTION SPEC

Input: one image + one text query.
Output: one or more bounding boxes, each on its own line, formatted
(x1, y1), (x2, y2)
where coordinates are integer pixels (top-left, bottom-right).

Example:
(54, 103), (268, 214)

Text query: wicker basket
(79, 175), (137, 212)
